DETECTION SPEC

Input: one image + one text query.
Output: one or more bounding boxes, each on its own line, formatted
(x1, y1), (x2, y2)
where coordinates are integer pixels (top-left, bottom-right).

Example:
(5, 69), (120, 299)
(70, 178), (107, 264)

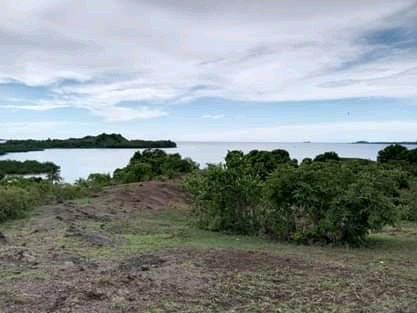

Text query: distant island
(354, 140), (417, 145)
(0, 133), (176, 155)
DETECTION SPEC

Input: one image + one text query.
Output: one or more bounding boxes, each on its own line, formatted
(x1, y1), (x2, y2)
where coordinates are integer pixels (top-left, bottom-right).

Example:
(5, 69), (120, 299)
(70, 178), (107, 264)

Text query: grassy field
(0, 182), (416, 312)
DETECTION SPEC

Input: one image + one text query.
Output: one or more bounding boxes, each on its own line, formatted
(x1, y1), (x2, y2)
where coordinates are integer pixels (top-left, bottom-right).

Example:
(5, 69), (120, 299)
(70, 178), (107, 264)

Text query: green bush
(314, 151), (340, 162)
(0, 177), (91, 223)
(186, 149), (406, 246)
(264, 161), (405, 244)
(186, 153), (264, 234)
(113, 149), (198, 183)
(377, 144), (410, 163)
(0, 187), (33, 222)
(75, 173), (113, 191)
(400, 179), (417, 221)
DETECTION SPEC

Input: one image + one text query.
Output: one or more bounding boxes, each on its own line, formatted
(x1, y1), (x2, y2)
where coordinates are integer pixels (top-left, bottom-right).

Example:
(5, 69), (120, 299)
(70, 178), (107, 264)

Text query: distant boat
(303, 141), (311, 143)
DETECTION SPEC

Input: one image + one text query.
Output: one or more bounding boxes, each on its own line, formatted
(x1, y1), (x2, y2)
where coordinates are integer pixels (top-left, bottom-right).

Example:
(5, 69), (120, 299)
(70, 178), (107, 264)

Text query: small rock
(85, 289), (106, 300)
(0, 231), (7, 244)
(22, 252), (36, 263)
(64, 261), (74, 268)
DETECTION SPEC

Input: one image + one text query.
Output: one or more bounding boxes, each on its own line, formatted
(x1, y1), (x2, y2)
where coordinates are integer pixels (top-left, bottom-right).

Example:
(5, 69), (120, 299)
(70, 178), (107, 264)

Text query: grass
(59, 208), (417, 312)
(117, 210), (417, 313)
(1, 198), (417, 312)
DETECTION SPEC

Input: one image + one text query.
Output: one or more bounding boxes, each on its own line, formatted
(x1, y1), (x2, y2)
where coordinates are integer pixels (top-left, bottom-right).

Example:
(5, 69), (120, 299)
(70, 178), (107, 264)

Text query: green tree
(314, 151), (340, 162)
(377, 144), (409, 163)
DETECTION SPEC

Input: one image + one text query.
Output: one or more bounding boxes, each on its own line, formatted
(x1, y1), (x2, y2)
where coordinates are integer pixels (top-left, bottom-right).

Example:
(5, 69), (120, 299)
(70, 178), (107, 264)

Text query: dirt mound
(53, 181), (191, 223)
(101, 181), (191, 211)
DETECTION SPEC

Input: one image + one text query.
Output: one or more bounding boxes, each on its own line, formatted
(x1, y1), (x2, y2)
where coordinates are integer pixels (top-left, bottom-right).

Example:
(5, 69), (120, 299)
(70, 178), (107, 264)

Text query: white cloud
(93, 106), (167, 122)
(201, 114), (224, 119)
(0, 0), (416, 122)
(0, 121), (73, 139)
(184, 121), (417, 142)
(2, 103), (68, 111)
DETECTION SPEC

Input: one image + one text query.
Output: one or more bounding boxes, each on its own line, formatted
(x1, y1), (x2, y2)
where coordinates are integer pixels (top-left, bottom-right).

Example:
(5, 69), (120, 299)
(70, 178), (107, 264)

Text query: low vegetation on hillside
(113, 148), (198, 183)
(185, 144), (417, 246)
(1, 144), (417, 247)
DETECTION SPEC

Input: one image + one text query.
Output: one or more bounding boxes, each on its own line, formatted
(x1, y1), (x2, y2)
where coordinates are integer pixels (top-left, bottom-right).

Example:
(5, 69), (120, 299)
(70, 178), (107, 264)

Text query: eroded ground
(1, 181), (417, 313)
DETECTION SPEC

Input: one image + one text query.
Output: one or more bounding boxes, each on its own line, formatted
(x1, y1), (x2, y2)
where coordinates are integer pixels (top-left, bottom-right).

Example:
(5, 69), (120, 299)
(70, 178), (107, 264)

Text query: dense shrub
(186, 150), (407, 246)
(113, 149), (198, 183)
(186, 151), (264, 234)
(75, 173), (113, 192)
(314, 151), (340, 162)
(244, 149), (293, 179)
(377, 144), (417, 178)
(0, 187), (33, 223)
(264, 161), (405, 244)
(0, 177), (91, 223)
(377, 144), (410, 164)
(185, 149), (298, 234)
(400, 179), (417, 221)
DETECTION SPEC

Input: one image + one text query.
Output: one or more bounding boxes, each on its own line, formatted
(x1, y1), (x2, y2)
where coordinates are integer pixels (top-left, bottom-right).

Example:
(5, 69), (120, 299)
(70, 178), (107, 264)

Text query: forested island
(0, 133), (176, 155)
(354, 140), (417, 145)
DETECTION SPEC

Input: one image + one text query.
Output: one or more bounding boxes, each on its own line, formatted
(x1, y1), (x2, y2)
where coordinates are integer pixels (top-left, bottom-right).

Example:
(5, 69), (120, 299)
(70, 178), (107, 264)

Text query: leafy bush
(113, 149), (198, 183)
(400, 179), (417, 221)
(75, 173), (113, 191)
(186, 149), (406, 246)
(0, 177), (91, 223)
(377, 144), (410, 164)
(186, 151), (264, 234)
(264, 161), (405, 244)
(244, 149), (292, 179)
(314, 151), (340, 162)
(0, 187), (33, 223)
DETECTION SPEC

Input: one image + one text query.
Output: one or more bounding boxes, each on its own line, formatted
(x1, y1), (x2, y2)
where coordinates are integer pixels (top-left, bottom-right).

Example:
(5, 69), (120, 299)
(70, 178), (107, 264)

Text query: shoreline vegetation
(0, 144), (416, 245)
(0, 133), (176, 155)
(0, 160), (60, 180)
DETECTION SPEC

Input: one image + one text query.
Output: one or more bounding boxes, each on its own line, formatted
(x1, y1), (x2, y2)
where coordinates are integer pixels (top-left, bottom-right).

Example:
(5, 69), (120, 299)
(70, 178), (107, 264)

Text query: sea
(0, 141), (415, 183)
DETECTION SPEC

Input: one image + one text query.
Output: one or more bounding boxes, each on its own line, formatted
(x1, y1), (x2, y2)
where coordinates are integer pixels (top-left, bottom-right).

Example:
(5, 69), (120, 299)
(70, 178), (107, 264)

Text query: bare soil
(0, 181), (416, 313)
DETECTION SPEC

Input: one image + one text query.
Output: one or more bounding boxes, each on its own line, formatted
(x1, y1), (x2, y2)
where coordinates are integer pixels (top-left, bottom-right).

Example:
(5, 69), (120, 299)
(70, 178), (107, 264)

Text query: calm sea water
(0, 142), (415, 182)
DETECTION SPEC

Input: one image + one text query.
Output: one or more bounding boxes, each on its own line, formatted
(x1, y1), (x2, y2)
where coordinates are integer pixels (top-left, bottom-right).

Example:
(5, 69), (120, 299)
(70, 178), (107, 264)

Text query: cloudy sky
(1, 0), (417, 142)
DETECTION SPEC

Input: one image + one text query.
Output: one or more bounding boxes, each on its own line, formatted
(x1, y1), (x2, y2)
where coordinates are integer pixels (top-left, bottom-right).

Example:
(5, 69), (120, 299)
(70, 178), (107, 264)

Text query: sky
(1, 0), (417, 142)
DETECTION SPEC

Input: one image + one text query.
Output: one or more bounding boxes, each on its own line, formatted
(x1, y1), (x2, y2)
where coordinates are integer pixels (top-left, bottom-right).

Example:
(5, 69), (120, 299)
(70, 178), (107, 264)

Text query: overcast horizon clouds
(1, 0), (417, 142)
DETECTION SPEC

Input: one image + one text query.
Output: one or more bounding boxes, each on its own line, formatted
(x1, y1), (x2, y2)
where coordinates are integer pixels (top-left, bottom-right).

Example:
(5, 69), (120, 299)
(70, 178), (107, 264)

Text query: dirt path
(1, 181), (416, 313)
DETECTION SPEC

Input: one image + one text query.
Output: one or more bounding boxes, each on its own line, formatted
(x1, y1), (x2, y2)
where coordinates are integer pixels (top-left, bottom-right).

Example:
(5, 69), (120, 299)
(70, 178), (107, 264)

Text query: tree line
(0, 160), (60, 176)
(0, 133), (176, 155)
